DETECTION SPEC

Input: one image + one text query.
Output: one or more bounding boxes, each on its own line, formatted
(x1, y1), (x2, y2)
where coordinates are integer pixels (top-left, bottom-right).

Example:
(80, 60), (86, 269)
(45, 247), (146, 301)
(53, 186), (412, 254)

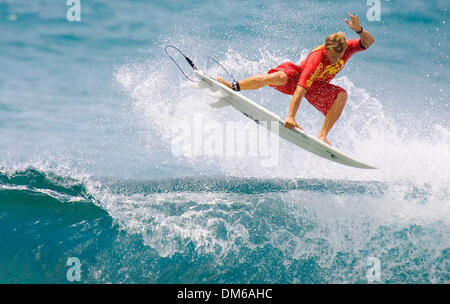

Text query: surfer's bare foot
(318, 135), (332, 146)
(217, 77), (232, 89)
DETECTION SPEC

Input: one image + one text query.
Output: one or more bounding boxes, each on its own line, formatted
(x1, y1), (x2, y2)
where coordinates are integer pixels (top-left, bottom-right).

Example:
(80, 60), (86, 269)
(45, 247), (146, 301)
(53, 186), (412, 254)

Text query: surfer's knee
(338, 90), (347, 99)
(336, 90), (348, 103)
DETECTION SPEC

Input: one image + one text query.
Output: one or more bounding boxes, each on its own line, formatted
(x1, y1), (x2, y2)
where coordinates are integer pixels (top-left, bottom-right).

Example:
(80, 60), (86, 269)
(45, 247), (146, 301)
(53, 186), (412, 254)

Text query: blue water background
(0, 0), (449, 283)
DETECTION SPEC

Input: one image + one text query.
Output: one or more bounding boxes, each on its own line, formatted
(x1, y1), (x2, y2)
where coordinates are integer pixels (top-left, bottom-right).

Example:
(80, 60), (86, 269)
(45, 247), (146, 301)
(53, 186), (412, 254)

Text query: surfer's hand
(285, 116), (302, 130)
(345, 12), (361, 32)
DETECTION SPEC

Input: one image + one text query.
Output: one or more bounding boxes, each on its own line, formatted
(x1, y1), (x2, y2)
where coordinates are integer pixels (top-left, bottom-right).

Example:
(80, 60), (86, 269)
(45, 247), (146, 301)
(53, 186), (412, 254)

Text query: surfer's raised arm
(345, 12), (374, 48)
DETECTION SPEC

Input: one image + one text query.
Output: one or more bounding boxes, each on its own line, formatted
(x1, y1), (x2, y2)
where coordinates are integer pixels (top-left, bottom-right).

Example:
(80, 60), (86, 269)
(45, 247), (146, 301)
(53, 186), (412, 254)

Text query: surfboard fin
(208, 89), (229, 99)
(189, 81), (209, 89)
(209, 98), (230, 108)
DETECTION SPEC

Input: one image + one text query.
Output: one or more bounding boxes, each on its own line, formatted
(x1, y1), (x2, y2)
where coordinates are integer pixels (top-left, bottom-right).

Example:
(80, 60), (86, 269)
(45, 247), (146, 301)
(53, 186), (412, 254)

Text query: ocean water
(0, 0), (449, 283)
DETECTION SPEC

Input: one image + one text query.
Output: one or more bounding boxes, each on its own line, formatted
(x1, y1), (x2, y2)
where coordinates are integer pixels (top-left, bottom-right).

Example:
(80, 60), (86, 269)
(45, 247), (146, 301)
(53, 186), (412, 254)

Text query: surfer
(218, 12), (374, 146)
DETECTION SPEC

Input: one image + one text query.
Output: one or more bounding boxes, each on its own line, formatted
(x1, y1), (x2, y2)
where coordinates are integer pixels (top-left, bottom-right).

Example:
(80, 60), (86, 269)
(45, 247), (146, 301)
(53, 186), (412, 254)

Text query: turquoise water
(0, 0), (449, 283)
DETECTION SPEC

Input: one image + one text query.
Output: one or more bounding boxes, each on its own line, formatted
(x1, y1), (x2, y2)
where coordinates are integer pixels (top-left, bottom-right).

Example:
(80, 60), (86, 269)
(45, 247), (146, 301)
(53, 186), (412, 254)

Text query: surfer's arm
(357, 28), (374, 48)
(345, 12), (374, 48)
(285, 52), (322, 130)
(285, 85), (307, 130)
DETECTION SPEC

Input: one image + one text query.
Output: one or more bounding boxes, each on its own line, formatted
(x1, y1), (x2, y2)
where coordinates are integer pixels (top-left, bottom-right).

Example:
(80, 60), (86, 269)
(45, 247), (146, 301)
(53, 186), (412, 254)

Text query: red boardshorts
(268, 62), (347, 116)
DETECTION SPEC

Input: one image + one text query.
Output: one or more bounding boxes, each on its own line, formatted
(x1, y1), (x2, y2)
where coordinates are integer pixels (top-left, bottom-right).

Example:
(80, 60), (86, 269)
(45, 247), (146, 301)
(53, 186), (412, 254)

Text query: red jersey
(267, 38), (368, 115)
(297, 39), (367, 89)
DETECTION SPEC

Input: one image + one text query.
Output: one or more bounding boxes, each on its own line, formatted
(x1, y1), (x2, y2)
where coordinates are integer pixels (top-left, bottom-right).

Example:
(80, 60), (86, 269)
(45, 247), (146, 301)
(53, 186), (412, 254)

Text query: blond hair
(325, 32), (347, 53)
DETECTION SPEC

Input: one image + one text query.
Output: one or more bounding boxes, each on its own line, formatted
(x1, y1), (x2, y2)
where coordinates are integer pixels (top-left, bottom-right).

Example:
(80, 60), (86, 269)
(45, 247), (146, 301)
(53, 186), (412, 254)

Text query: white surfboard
(191, 70), (376, 169)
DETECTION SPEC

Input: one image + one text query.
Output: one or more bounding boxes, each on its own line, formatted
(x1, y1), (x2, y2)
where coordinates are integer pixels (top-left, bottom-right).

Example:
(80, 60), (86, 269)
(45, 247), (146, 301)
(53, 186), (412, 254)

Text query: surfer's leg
(318, 91), (348, 146)
(240, 72), (288, 90)
(217, 71), (287, 90)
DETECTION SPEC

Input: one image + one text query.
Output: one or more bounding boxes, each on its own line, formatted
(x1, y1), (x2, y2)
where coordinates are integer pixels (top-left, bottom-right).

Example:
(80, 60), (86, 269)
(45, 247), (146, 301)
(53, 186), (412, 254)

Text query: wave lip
(0, 167), (93, 203)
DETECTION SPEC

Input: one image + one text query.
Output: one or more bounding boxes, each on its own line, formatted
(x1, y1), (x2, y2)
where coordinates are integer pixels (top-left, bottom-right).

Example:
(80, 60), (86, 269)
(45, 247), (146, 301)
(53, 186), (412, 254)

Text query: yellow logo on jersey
(306, 62), (323, 87)
(317, 59), (345, 80)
